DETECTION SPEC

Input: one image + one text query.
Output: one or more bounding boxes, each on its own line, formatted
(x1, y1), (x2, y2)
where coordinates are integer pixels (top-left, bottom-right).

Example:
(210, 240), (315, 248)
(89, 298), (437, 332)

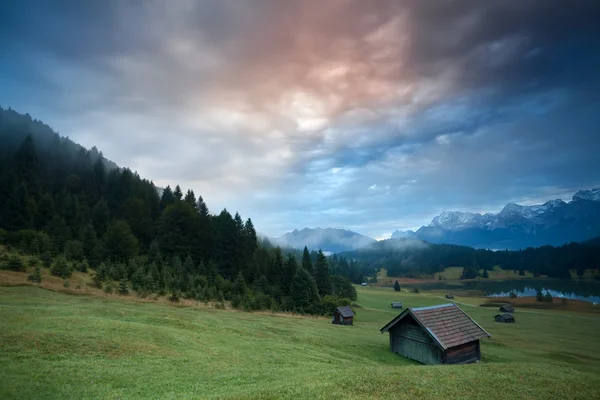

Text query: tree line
(339, 238), (600, 280)
(0, 107), (356, 314)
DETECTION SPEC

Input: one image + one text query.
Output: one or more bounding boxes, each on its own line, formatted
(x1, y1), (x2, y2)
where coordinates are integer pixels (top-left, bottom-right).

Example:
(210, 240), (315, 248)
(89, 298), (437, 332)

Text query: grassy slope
(1, 286), (600, 399)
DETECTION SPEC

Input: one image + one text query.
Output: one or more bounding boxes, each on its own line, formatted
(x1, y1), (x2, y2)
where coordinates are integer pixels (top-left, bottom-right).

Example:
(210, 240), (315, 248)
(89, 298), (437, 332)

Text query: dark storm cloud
(0, 0), (599, 238)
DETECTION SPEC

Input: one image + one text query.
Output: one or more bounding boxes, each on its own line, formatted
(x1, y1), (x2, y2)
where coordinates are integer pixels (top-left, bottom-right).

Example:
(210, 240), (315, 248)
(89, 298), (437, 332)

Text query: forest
(340, 237), (600, 280)
(0, 107), (358, 314)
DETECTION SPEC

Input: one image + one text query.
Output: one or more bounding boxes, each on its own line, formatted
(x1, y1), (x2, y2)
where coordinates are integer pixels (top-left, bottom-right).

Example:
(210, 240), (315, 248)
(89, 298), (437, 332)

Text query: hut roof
(495, 313), (515, 320)
(391, 302), (403, 307)
(380, 303), (490, 350)
(499, 304), (514, 312)
(335, 306), (355, 318)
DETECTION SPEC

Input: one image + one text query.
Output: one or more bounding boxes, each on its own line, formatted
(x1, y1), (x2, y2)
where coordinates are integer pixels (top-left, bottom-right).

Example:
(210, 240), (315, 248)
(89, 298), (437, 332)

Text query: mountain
(391, 190), (600, 250)
(273, 227), (376, 253)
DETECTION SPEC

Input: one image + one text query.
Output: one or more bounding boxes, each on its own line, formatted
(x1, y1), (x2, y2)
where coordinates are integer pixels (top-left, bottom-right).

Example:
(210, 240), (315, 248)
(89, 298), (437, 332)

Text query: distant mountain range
(272, 227), (376, 253)
(392, 188), (600, 250)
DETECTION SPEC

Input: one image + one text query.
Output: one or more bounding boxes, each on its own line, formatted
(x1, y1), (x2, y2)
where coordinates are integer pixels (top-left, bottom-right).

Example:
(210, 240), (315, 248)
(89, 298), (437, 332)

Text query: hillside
(1, 285), (599, 399)
(273, 227), (376, 253)
(392, 191), (600, 250)
(0, 108), (358, 316)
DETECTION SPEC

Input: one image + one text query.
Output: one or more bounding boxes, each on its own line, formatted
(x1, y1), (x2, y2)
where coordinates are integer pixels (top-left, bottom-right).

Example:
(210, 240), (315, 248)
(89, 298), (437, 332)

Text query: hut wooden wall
(390, 323), (442, 365)
(444, 341), (480, 364)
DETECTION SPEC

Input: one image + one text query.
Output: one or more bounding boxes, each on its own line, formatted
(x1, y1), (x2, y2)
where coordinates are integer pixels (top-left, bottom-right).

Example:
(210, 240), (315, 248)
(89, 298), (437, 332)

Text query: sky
(1, 0), (599, 240)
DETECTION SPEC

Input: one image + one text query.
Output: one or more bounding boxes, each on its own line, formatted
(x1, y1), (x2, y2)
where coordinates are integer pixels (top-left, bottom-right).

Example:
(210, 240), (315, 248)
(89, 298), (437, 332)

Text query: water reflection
(404, 279), (600, 304)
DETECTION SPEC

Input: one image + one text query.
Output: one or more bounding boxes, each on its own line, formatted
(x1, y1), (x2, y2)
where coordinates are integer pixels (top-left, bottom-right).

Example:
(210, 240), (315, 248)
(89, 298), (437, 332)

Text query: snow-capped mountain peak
(573, 188), (600, 202)
(429, 211), (483, 229)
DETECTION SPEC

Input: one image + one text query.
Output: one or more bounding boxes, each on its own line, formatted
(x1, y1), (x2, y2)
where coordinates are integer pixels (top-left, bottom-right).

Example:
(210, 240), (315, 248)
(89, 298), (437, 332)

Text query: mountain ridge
(272, 227), (376, 253)
(392, 189), (600, 250)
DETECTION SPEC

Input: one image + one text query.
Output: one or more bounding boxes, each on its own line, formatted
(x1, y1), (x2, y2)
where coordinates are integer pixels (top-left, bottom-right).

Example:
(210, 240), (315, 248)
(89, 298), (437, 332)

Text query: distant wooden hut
(494, 313), (515, 323)
(361, 282), (368, 286)
(499, 304), (514, 313)
(391, 302), (403, 309)
(332, 306), (355, 326)
(445, 294), (454, 299)
(380, 303), (490, 365)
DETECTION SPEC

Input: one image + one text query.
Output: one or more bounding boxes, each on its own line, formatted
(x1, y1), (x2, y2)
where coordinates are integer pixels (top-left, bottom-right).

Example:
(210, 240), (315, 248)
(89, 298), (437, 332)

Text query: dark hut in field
(380, 303), (491, 365)
(499, 304), (514, 313)
(332, 306), (355, 326)
(391, 302), (403, 309)
(494, 313), (515, 323)
(445, 294), (454, 299)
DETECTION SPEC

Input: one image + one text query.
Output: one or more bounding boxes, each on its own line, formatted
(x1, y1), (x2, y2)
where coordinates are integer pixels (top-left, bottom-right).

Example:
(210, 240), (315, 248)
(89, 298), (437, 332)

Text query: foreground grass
(1, 285), (600, 399)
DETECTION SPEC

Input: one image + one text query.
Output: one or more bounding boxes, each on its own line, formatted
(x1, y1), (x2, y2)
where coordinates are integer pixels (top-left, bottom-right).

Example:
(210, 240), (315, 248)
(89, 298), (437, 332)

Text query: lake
(402, 279), (600, 304)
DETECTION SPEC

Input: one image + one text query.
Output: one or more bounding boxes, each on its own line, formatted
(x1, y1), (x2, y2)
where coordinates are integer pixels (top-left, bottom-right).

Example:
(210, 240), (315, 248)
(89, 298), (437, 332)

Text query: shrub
(50, 256), (72, 278)
(6, 254), (26, 272)
(413, 288), (420, 294)
(118, 279), (129, 296)
(393, 280), (401, 291)
(509, 292), (517, 298)
(103, 284), (113, 294)
(27, 266), (43, 283)
(63, 280), (70, 288)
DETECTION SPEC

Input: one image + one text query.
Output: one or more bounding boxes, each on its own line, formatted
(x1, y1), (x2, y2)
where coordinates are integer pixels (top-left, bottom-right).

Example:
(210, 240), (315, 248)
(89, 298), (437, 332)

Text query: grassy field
(2, 284), (600, 399)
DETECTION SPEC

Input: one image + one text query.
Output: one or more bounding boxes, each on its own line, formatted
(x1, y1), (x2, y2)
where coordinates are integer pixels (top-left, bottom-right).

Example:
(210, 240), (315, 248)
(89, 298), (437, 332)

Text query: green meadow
(1, 285), (600, 399)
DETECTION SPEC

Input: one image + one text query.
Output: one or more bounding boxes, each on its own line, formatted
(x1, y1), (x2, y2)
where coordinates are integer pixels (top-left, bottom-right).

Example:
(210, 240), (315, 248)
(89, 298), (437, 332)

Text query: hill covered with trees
(0, 107), (357, 314)
(339, 237), (600, 280)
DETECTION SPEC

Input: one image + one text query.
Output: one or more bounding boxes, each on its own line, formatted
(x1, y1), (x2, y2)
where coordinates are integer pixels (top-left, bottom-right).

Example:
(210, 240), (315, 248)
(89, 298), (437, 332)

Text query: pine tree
(103, 220), (139, 263)
(314, 250), (331, 297)
(92, 200), (110, 237)
(173, 185), (183, 201)
(159, 186), (175, 211)
(282, 254), (298, 295)
(14, 134), (40, 198)
(184, 189), (197, 209)
(302, 246), (313, 275)
(394, 280), (401, 292)
(118, 279), (129, 296)
(27, 265), (43, 283)
(81, 223), (98, 260)
(50, 255), (72, 278)
(232, 272), (247, 297)
(290, 267), (320, 313)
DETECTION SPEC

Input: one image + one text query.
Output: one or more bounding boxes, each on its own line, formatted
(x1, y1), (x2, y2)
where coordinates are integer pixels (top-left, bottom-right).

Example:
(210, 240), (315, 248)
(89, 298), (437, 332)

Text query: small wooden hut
(445, 294), (454, 299)
(380, 303), (490, 365)
(499, 304), (514, 313)
(391, 302), (403, 309)
(332, 306), (355, 326)
(494, 313), (515, 323)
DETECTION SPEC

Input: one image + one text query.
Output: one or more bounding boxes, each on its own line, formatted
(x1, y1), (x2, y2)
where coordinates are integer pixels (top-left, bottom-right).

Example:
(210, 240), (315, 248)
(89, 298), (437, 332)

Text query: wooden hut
(332, 306), (355, 326)
(494, 313), (515, 323)
(380, 303), (490, 365)
(445, 294), (454, 299)
(391, 302), (403, 309)
(499, 304), (514, 313)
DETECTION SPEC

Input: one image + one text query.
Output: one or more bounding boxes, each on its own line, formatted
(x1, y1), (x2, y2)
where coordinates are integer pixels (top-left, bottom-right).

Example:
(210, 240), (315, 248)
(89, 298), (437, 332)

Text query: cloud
(1, 0), (599, 238)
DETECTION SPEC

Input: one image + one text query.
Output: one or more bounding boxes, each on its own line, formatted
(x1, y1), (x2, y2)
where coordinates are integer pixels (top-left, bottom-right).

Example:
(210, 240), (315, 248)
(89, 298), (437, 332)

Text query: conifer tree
(159, 185), (175, 211)
(50, 255), (72, 278)
(103, 220), (138, 263)
(81, 223), (98, 260)
(290, 267), (320, 313)
(282, 254), (298, 295)
(314, 250), (331, 297)
(118, 279), (129, 296)
(394, 280), (401, 292)
(173, 185), (183, 201)
(27, 265), (43, 283)
(302, 246), (313, 275)
(92, 200), (110, 237)
(184, 189), (197, 209)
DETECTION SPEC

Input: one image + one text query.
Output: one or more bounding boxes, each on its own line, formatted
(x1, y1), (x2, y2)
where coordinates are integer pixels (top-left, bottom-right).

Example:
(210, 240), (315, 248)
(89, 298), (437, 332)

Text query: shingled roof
(380, 303), (490, 349)
(335, 306), (355, 318)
